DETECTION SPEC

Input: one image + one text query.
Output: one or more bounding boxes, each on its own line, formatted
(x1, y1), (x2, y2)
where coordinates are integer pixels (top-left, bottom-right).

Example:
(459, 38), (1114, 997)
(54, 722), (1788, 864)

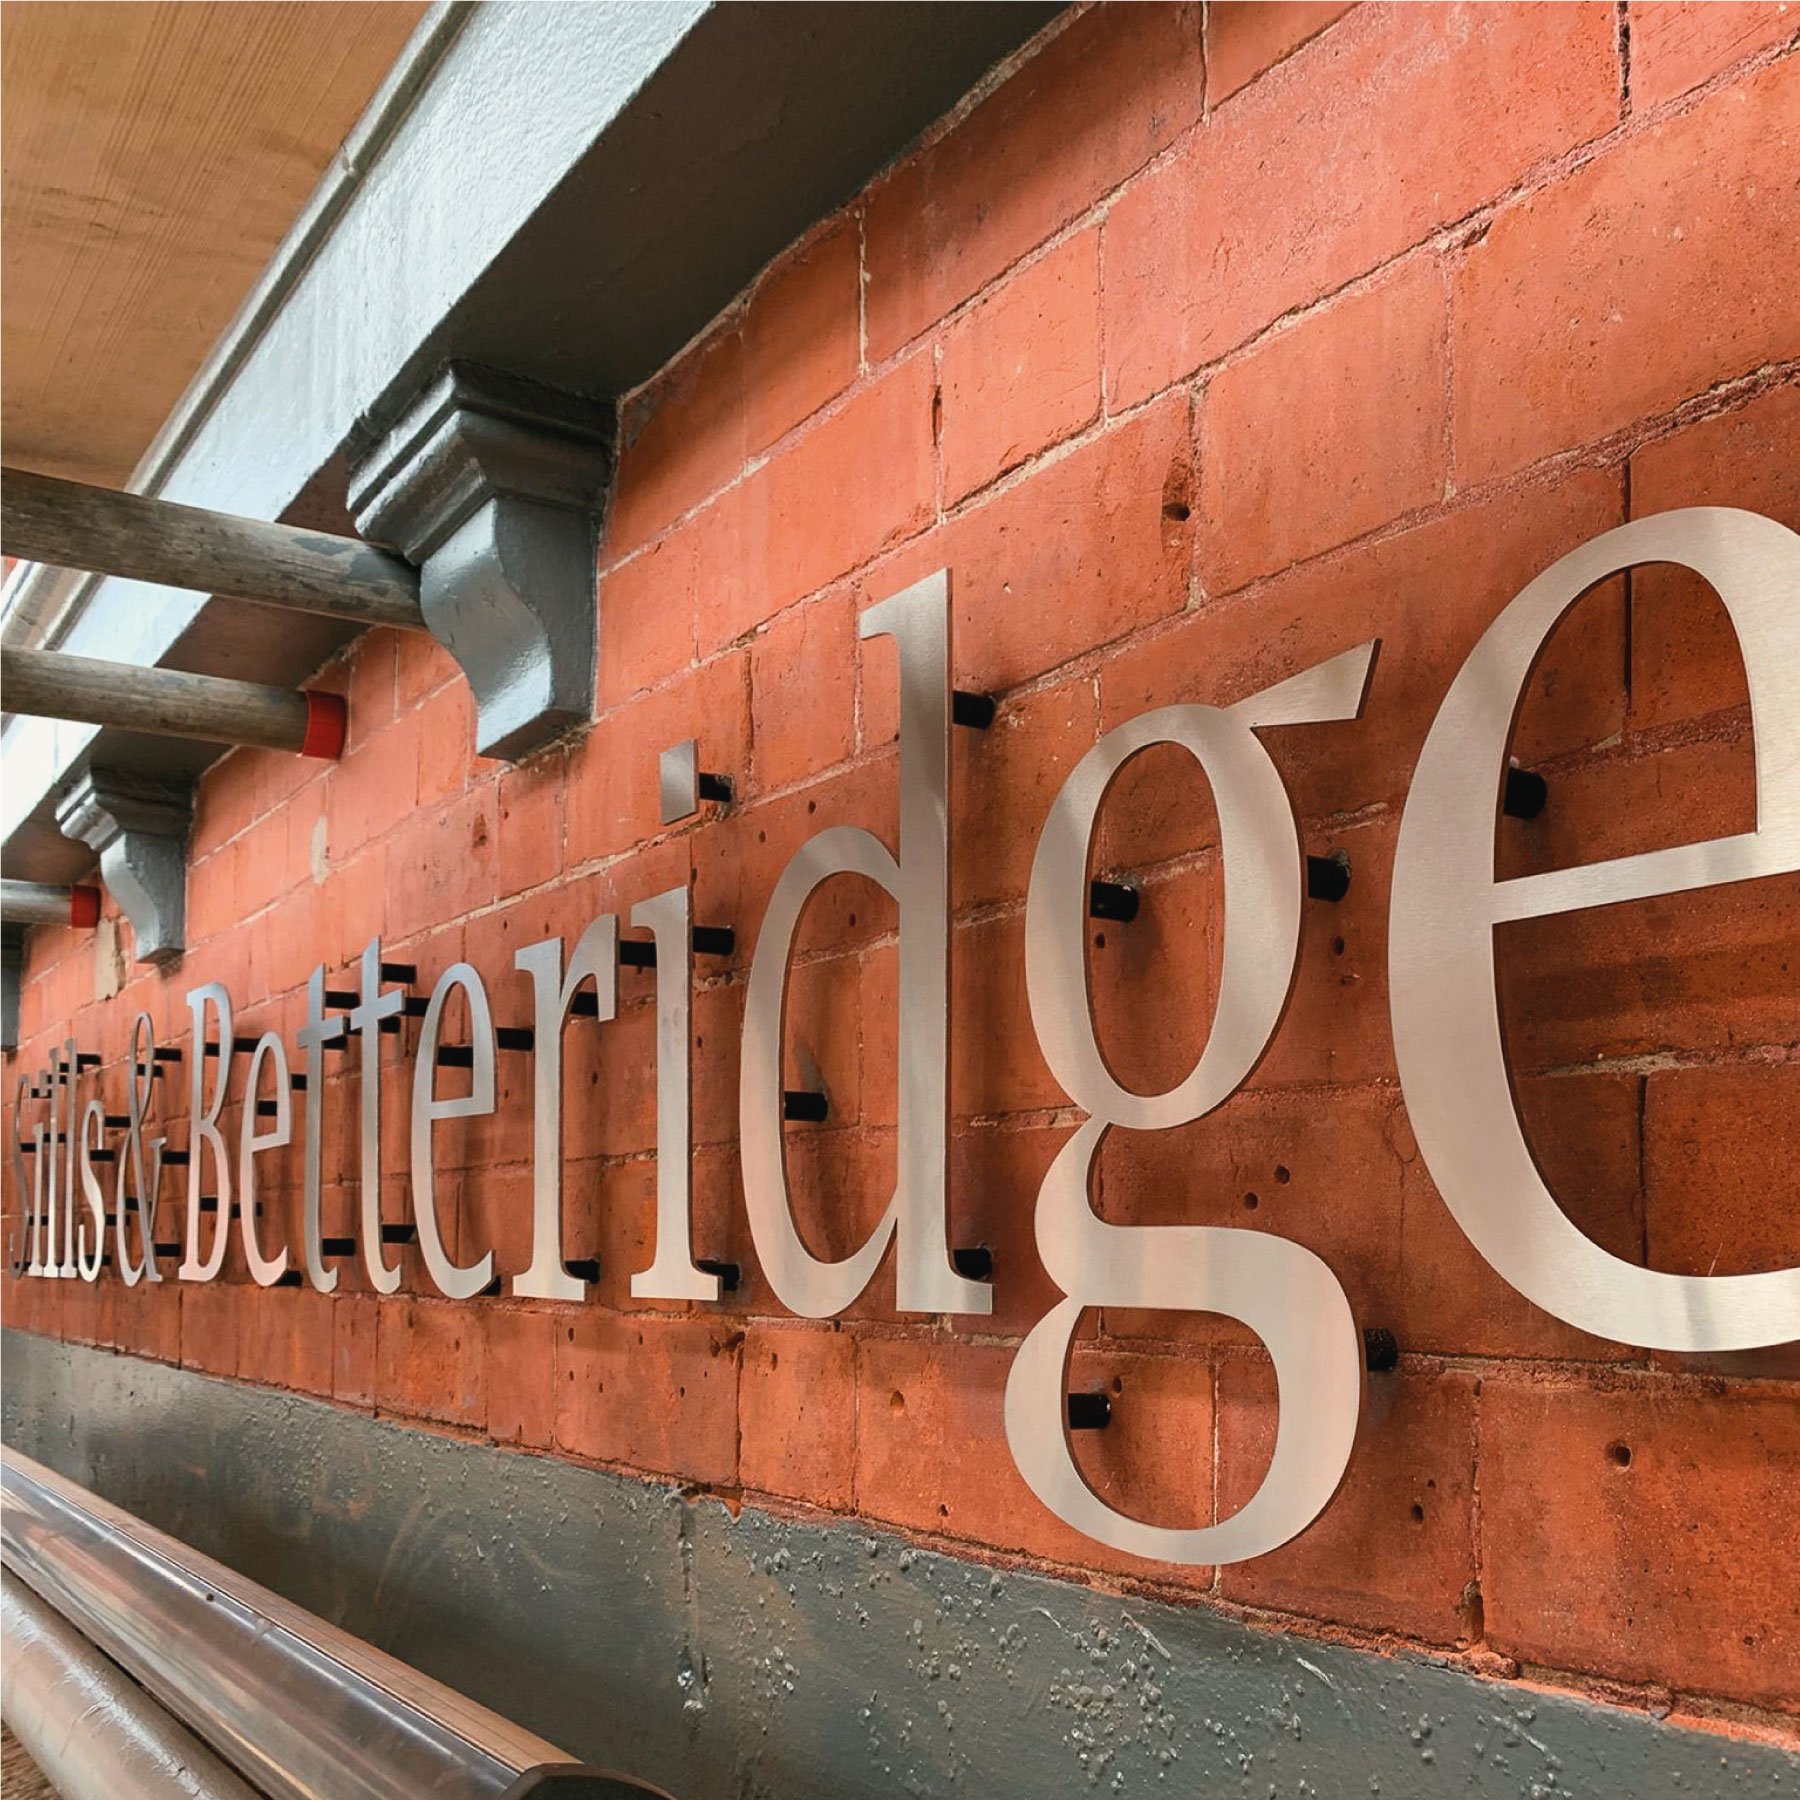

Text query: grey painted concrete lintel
(3, 1333), (1792, 1800)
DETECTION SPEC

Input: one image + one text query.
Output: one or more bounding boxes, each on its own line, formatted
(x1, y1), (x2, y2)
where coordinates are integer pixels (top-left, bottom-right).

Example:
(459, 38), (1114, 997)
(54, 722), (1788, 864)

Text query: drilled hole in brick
(768, 1352), (779, 1371)
(567, 1327), (574, 1341)
(1161, 500), (1190, 522)
(1608, 1441), (1632, 1468)
(1330, 936), (1347, 957)
(1410, 1503), (1426, 1524)
(938, 1502), (950, 1517)
(1275, 1165), (1290, 1185)
(758, 830), (767, 844)
(807, 800), (817, 814)
(1111, 1376), (1123, 1395)
(678, 1386), (686, 1398)
(1243, 1192), (1259, 1211)
(889, 1389), (906, 1413)
(1093, 932), (1107, 950)
(847, 912), (856, 927)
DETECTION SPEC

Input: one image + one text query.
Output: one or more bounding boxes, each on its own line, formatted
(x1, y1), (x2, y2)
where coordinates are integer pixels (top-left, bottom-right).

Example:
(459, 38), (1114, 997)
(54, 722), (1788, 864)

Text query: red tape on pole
(68, 885), (101, 929)
(300, 691), (348, 760)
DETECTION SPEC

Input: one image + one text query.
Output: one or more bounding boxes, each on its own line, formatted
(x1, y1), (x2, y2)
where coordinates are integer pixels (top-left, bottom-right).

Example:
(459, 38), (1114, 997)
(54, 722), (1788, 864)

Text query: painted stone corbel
(347, 364), (614, 761)
(54, 770), (192, 966)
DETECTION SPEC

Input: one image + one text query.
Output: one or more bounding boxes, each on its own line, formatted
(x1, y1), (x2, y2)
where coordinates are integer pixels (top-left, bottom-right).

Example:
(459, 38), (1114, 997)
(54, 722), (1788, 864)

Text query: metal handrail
(0, 1446), (667, 1799)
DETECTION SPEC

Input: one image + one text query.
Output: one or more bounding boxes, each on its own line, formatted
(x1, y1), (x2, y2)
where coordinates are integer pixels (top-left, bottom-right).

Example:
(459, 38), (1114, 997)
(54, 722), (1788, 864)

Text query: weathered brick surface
(1453, 55), (1800, 485)
(1479, 1376), (1800, 1708)
(6, 0), (1797, 1733)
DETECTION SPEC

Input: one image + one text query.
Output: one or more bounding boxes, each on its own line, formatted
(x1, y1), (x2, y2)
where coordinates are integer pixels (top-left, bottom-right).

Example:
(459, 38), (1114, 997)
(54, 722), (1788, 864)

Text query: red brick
(495, 754), (567, 896)
(856, 1333), (1216, 1587)
(1627, 382), (1800, 730)
(1496, 739), (1798, 1066)
(949, 1118), (1076, 1337)
(377, 1296), (484, 1428)
(865, 4), (1202, 360)
(189, 752), (261, 860)
(1644, 1063), (1800, 1277)
(554, 1311), (739, 1484)
(1400, 1073), (1648, 1362)
(610, 327), (745, 557)
(952, 677), (1098, 912)
(691, 756), (899, 975)
(1219, 1360), (1477, 1643)
(565, 654), (749, 862)
(396, 625), (460, 709)
(693, 355), (936, 655)
(939, 231), (1101, 505)
(1097, 1086), (1402, 1353)
(1454, 56), (1800, 484)
(1629, 2), (1799, 111)
(180, 1281), (244, 1379)
(327, 707), (423, 857)
(1106, 2), (1618, 409)
(333, 1294), (377, 1408)
(750, 592), (857, 792)
(873, 390), (1195, 695)
(486, 1307), (557, 1447)
(414, 680), (474, 807)
(241, 1286), (333, 1395)
(739, 1323), (857, 1508)
(1205, 1), (1355, 105)
(950, 911), (1061, 1117)
(597, 533), (697, 711)
(385, 787), (500, 938)
(1100, 467), (1626, 831)
(743, 217), (862, 457)
(1202, 257), (1448, 594)
(1480, 1375), (1800, 1706)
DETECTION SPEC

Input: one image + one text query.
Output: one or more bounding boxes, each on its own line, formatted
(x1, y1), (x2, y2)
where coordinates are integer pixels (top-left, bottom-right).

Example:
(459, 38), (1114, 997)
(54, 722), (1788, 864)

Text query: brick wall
(6, 0), (1797, 1746)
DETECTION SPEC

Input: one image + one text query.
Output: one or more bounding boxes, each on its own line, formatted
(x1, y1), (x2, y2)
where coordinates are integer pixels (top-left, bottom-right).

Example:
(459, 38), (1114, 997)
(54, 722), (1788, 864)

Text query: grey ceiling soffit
(0, 1), (1066, 888)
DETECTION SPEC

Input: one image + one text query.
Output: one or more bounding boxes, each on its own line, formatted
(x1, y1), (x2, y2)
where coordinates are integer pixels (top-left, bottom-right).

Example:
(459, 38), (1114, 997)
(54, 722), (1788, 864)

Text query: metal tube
(2, 647), (344, 757)
(0, 1448), (574, 1800)
(1, 467), (424, 632)
(0, 880), (99, 928)
(1, 1569), (263, 1800)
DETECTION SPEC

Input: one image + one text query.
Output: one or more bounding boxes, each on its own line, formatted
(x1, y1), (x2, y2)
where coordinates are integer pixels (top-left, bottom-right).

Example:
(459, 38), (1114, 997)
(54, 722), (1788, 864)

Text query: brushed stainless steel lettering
(1391, 506), (1800, 1351)
(7, 1075), (39, 1279)
(237, 1032), (292, 1287)
(56, 1042), (80, 1277)
(1007, 644), (1378, 1564)
(411, 961), (496, 1301)
(179, 985), (232, 1282)
(740, 569), (990, 1318)
(631, 885), (717, 1301)
(349, 940), (404, 1295)
(113, 1014), (164, 1287)
(514, 914), (617, 1301)
(296, 967), (344, 1292)
(42, 1043), (69, 1278)
(75, 1100), (107, 1281)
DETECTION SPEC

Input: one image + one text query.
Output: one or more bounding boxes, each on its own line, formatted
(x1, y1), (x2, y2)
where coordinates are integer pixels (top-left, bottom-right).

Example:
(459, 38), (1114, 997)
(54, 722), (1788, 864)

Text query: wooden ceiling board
(1, 0), (425, 488)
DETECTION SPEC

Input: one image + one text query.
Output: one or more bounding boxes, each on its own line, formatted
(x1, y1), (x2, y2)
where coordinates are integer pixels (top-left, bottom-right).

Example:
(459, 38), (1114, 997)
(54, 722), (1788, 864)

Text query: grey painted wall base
(2, 1332), (1791, 1800)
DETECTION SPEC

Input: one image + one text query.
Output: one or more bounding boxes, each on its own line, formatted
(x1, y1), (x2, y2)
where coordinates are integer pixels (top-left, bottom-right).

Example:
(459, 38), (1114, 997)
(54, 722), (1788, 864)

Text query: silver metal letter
(237, 1032), (292, 1287)
(1006, 645), (1378, 1564)
(410, 961), (496, 1301)
(1391, 507), (1800, 1351)
(113, 1014), (165, 1287)
(514, 915), (616, 1301)
(296, 967), (344, 1292)
(631, 885), (718, 1302)
(349, 940), (404, 1295)
(179, 984), (233, 1282)
(740, 569), (990, 1318)
(75, 1100), (107, 1282)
